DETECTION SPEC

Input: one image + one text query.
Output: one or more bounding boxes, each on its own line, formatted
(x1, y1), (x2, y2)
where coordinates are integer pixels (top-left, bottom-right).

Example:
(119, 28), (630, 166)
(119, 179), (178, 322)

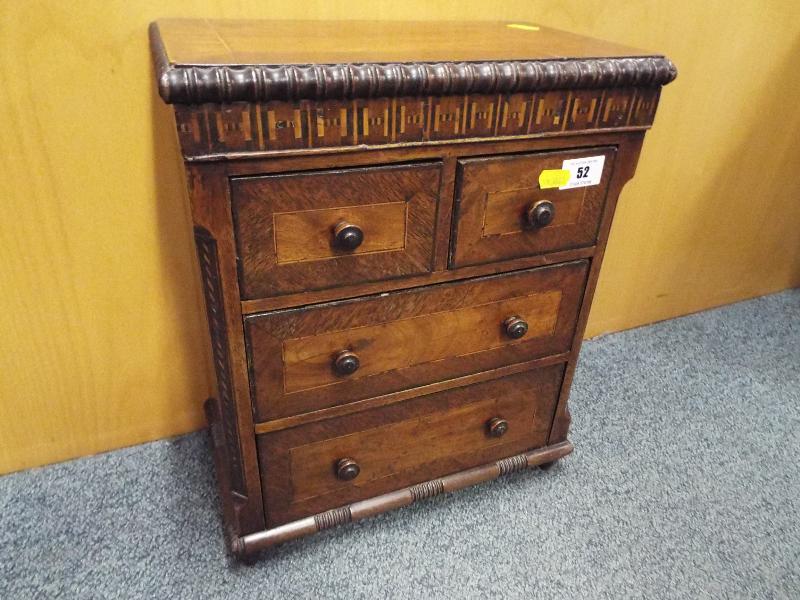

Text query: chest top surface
(150, 19), (676, 105)
(154, 19), (657, 65)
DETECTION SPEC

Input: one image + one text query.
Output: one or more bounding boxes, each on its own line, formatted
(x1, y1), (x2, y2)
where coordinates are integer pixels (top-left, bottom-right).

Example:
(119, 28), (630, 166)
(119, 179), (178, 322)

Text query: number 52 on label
(559, 155), (605, 190)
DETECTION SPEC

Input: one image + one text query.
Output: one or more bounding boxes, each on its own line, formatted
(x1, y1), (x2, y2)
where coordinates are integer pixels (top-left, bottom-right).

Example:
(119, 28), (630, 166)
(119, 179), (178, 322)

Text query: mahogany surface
(154, 19), (658, 66)
(149, 18), (675, 559)
(231, 162), (440, 298)
(245, 261), (587, 420)
(451, 147), (616, 267)
(257, 365), (563, 526)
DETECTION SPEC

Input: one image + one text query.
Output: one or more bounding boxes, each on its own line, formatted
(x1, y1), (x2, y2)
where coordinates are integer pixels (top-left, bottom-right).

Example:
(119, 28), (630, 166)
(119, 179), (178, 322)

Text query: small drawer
(245, 260), (587, 421)
(230, 162), (441, 299)
(450, 147), (616, 267)
(257, 364), (564, 526)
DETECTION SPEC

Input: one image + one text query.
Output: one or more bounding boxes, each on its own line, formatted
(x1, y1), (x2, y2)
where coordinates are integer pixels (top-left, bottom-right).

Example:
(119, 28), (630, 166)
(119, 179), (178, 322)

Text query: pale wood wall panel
(1, 1), (798, 473)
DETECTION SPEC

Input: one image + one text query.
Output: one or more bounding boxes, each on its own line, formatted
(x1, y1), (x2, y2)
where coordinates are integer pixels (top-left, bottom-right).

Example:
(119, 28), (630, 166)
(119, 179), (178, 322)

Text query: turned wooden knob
(336, 458), (360, 481)
(333, 350), (360, 376)
(504, 316), (528, 340)
(333, 221), (364, 250)
(526, 200), (555, 228)
(487, 417), (509, 438)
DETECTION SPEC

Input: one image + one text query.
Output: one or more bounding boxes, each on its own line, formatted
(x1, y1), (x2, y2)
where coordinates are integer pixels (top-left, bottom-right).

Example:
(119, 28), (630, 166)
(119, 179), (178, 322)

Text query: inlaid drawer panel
(450, 147), (616, 267)
(245, 260), (588, 421)
(230, 162), (442, 299)
(257, 364), (564, 526)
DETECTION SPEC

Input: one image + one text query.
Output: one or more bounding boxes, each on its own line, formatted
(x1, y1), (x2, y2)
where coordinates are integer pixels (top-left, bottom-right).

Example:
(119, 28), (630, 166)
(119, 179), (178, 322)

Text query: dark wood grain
(221, 129), (644, 175)
(245, 261), (587, 421)
(240, 246), (596, 314)
(257, 364), (564, 526)
(547, 132), (646, 445)
(234, 440), (574, 556)
(253, 353), (570, 435)
(451, 146), (616, 267)
(183, 163), (266, 541)
(170, 89), (663, 157)
(231, 162), (440, 298)
(194, 228), (245, 496)
(149, 21), (676, 104)
(151, 19), (673, 559)
(153, 20), (664, 66)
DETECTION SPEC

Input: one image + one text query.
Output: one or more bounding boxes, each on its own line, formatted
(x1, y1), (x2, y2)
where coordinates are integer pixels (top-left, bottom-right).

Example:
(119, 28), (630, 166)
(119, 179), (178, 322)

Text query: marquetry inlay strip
(174, 87), (660, 157)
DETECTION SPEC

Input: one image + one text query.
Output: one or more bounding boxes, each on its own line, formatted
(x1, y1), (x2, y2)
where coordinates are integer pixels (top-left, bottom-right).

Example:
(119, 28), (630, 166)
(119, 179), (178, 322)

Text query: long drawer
(245, 260), (588, 421)
(256, 364), (564, 526)
(230, 162), (441, 299)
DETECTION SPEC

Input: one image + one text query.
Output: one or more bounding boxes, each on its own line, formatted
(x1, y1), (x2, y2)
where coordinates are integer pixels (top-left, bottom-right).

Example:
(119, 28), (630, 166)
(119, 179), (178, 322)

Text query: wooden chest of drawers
(150, 19), (675, 559)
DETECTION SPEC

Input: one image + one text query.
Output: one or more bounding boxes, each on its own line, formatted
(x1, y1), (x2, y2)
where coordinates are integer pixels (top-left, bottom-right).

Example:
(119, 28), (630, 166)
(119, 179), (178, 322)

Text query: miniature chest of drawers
(150, 19), (675, 558)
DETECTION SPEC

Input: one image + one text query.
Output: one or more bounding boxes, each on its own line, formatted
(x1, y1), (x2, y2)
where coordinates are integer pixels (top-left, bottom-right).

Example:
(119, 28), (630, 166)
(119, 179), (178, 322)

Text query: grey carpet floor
(1, 290), (798, 599)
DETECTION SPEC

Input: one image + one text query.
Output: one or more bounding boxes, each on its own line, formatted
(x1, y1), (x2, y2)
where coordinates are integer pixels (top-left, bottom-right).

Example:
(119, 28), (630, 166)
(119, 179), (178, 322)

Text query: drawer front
(245, 260), (587, 421)
(450, 147), (616, 267)
(257, 364), (564, 526)
(230, 162), (441, 299)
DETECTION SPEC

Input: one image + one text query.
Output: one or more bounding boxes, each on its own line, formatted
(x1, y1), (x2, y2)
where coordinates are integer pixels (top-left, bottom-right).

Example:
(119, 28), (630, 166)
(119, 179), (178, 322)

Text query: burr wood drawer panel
(257, 364), (564, 526)
(450, 147), (617, 268)
(245, 260), (588, 421)
(230, 162), (442, 299)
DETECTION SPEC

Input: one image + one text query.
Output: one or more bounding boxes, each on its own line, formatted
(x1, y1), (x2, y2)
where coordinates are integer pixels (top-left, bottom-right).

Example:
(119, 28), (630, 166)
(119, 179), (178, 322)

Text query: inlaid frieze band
(174, 87), (661, 157)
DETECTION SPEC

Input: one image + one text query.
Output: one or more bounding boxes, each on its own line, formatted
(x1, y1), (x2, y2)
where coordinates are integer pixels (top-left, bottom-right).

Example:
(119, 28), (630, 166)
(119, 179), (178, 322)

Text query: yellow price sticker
(538, 169), (570, 189)
(507, 23), (540, 32)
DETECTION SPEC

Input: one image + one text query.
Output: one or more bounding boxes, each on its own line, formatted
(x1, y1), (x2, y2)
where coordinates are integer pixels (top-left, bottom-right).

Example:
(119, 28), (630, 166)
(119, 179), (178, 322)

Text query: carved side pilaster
(194, 227), (246, 496)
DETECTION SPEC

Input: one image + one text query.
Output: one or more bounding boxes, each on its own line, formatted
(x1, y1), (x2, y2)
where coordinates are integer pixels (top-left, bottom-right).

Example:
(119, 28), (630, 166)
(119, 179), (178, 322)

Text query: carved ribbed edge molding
(150, 25), (676, 105)
(159, 57), (676, 105)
